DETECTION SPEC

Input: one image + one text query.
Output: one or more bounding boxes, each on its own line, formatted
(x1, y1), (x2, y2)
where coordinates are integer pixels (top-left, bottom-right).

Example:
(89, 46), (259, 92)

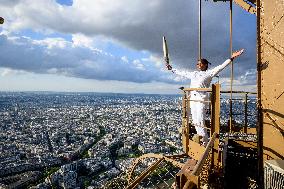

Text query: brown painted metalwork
(229, 0), (234, 134)
(188, 139), (206, 161)
(234, 0), (256, 14)
(256, 0), (264, 186)
(126, 153), (189, 188)
(213, 0), (256, 14)
(176, 133), (218, 189)
(192, 133), (218, 176)
(176, 159), (199, 188)
(211, 84), (221, 136)
(159, 0), (284, 187)
(182, 93), (190, 153)
(183, 85), (256, 135)
(221, 90), (257, 134)
(124, 84), (257, 188)
(258, 0), (284, 163)
(211, 85), (221, 168)
(125, 158), (164, 189)
(127, 153), (186, 183)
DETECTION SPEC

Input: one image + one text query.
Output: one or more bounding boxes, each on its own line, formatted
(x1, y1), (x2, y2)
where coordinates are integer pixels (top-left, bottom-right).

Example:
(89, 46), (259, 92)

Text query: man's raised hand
(231, 49), (245, 60)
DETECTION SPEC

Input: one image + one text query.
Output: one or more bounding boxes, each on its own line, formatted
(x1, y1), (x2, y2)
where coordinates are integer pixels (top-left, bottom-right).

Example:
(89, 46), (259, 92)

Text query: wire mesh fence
(105, 157), (183, 189)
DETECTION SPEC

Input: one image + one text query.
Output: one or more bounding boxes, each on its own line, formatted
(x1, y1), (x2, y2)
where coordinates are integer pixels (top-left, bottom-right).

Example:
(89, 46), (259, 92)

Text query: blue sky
(0, 0), (256, 94)
(56, 0), (73, 6)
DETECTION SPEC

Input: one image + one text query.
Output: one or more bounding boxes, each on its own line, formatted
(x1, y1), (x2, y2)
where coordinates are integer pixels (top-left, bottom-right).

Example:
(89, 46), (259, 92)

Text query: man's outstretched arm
(165, 61), (193, 79)
(230, 49), (244, 61)
(210, 49), (245, 77)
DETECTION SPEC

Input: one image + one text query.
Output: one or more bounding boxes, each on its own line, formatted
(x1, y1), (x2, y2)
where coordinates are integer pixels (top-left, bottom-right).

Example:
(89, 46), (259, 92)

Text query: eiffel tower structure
(106, 0), (284, 188)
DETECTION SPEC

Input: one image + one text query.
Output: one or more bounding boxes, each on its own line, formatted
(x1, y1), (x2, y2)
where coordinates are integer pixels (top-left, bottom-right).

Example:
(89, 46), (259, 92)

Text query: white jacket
(173, 59), (232, 100)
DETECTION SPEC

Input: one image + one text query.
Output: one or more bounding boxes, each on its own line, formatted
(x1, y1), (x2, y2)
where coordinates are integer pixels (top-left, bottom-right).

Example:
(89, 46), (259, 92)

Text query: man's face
(196, 60), (208, 71)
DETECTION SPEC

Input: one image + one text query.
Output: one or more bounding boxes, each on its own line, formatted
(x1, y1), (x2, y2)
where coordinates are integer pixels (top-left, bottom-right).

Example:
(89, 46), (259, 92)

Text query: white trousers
(190, 100), (209, 144)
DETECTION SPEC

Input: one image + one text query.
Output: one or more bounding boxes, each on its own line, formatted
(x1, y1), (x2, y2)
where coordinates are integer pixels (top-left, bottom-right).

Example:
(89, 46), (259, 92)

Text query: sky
(0, 0), (256, 94)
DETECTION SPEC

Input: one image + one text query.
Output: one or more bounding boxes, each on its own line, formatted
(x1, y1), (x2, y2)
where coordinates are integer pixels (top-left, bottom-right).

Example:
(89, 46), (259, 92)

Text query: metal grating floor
(224, 139), (258, 189)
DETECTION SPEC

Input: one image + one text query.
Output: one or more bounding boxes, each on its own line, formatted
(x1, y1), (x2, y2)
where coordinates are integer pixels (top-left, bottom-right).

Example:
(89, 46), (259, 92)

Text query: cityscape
(0, 92), (256, 188)
(0, 92), (183, 188)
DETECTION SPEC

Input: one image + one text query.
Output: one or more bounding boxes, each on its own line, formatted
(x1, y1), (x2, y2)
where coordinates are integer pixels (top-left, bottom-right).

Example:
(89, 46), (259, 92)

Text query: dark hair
(199, 58), (211, 65)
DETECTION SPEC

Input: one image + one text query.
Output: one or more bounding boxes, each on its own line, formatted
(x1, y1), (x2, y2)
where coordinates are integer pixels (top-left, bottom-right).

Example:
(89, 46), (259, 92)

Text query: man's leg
(190, 101), (198, 127)
(191, 101), (202, 143)
(195, 102), (209, 145)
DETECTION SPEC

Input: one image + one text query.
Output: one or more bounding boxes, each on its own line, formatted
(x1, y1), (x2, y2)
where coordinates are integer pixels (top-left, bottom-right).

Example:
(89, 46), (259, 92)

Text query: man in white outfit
(166, 49), (244, 145)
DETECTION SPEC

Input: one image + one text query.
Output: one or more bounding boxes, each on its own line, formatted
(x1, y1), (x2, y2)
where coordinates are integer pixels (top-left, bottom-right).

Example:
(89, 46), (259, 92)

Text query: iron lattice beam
(213, 0), (255, 4)
(212, 0), (256, 14)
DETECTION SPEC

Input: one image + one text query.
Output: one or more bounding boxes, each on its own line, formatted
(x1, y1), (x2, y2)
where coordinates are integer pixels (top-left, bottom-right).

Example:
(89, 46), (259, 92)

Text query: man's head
(197, 58), (210, 71)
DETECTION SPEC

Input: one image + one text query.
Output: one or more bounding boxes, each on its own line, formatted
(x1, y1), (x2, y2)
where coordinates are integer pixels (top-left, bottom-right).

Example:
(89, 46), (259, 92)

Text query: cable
(229, 0), (233, 132)
(199, 0), (202, 60)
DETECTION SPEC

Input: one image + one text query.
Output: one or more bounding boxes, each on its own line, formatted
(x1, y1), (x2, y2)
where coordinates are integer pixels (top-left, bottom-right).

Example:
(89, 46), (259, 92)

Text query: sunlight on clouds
(72, 33), (93, 48)
(133, 59), (145, 70)
(33, 37), (69, 49)
(0, 34), (176, 84)
(143, 55), (163, 68)
(121, 56), (129, 63)
(0, 68), (28, 76)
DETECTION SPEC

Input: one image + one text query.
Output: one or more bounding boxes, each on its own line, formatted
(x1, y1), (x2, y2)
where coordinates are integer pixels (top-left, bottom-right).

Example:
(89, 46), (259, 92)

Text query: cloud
(239, 69), (257, 85)
(0, 68), (27, 76)
(0, 34), (179, 83)
(0, 0), (20, 7)
(72, 34), (94, 48)
(0, 0), (257, 86)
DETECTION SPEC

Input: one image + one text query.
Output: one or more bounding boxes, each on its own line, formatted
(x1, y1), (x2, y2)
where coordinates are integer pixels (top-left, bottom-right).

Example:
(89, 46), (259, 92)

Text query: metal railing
(121, 154), (187, 189)
(181, 84), (257, 141)
(176, 84), (257, 188)
(220, 90), (257, 134)
(180, 84), (220, 154)
(264, 160), (284, 189)
(112, 84), (257, 189)
(176, 132), (218, 189)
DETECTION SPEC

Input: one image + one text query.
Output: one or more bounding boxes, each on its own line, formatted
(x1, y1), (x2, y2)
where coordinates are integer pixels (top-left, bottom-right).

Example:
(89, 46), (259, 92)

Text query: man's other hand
(231, 49), (245, 60)
(166, 63), (172, 70)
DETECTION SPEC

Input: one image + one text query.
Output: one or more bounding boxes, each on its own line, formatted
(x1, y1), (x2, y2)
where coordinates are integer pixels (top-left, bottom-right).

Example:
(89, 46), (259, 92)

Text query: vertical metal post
(229, 0), (234, 133)
(211, 84), (220, 168)
(199, 0), (202, 60)
(244, 93), (248, 133)
(182, 91), (189, 154)
(211, 84), (220, 135)
(257, 0), (264, 187)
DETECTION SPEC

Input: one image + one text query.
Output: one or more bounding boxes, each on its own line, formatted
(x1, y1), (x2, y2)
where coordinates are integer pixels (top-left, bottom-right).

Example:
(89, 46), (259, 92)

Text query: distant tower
(14, 103), (19, 115)
(65, 133), (71, 146)
(43, 131), (53, 152)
